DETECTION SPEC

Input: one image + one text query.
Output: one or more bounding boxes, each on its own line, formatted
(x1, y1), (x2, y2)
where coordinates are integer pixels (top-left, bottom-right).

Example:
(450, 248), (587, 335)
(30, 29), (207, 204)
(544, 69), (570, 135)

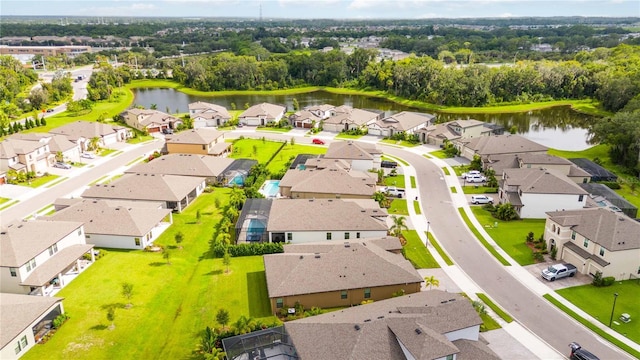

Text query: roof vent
(354, 325), (361, 331)
(415, 328), (422, 335)
(448, 299), (456, 302)
(440, 300), (448, 304)
(377, 316), (384, 319)
(364, 319), (371, 322)
(314, 253), (321, 259)
(344, 242), (350, 248)
(299, 255), (303, 259)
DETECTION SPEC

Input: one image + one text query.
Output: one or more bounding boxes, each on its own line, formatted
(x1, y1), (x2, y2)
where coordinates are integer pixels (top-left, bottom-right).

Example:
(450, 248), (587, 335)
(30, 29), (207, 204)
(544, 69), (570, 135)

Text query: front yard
(402, 230), (439, 269)
(23, 189), (276, 360)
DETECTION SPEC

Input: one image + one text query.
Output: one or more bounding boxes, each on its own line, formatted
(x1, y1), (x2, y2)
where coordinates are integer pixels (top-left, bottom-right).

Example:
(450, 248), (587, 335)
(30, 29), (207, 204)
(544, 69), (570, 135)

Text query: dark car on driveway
(569, 342), (600, 360)
(381, 160), (398, 168)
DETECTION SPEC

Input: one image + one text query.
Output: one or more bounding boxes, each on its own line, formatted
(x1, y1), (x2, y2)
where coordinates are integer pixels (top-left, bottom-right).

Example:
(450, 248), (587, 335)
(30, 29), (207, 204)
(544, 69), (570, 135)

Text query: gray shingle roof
(325, 141), (376, 160)
(126, 154), (234, 178)
(280, 166), (376, 197)
(188, 101), (231, 119)
(1, 293), (63, 348)
(0, 220), (84, 267)
(264, 240), (422, 298)
(267, 199), (388, 232)
(165, 128), (224, 145)
(375, 111), (435, 131)
(239, 103), (286, 119)
(323, 106), (379, 127)
(546, 208), (640, 251)
(503, 168), (588, 195)
(126, 109), (180, 127)
(82, 173), (205, 202)
(49, 121), (123, 141)
(461, 134), (548, 156)
(21, 244), (94, 286)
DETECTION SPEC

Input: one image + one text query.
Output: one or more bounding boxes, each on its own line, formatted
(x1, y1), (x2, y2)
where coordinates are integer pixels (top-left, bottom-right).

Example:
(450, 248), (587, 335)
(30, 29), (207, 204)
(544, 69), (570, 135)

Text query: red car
(312, 138), (325, 145)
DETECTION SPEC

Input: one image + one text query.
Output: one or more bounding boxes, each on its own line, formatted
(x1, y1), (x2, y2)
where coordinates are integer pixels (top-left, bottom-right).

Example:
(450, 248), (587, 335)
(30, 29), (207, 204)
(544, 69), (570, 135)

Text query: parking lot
(523, 261), (593, 290)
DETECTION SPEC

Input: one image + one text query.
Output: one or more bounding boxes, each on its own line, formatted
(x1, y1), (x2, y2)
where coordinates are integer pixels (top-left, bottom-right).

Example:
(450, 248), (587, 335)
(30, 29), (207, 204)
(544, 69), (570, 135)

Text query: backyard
(229, 138), (285, 164)
(266, 143), (326, 174)
(23, 189), (276, 360)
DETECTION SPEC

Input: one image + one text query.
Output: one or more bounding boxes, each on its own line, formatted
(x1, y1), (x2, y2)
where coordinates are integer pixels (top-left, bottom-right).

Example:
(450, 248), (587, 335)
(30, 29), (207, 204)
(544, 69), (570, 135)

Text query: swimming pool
(259, 180), (281, 198)
(228, 174), (244, 187)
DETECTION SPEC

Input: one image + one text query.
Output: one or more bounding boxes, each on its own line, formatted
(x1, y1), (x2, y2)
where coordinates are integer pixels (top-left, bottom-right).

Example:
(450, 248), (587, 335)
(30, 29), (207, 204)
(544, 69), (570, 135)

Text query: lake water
(132, 88), (597, 150)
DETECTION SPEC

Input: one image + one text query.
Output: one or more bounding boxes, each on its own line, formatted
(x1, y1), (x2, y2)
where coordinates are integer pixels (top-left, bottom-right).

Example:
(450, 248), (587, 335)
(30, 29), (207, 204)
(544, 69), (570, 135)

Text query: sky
(2, 0), (639, 19)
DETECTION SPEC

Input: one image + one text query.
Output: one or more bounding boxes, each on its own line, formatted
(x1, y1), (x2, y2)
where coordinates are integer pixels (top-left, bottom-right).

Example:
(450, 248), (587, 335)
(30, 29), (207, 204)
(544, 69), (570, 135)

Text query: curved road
(383, 146), (631, 360)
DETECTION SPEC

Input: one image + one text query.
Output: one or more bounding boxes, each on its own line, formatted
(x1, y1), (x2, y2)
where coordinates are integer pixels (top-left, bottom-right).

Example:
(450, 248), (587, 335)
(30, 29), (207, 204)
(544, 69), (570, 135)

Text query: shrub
(482, 203), (496, 212)
(213, 242), (284, 258)
(592, 271), (603, 286)
(52, 313), (70, 329)
(532, 251), (544, 262)
(600, 181), (621, 189)
(550, 246), (558, 260)
(602, 276), (615, 286)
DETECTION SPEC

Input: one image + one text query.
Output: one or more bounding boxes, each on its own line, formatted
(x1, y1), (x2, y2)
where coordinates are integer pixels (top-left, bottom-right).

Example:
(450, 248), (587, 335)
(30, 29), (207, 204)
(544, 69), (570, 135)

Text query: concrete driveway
(524, 261), (593, 290)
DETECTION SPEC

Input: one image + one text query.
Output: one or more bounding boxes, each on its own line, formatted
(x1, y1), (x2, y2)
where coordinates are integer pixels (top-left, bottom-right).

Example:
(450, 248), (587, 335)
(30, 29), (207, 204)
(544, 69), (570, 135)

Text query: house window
(557, 227), (560, 235)
(9, 268), (17, 277)
(571, 231), (576, 240)
(20, 336), (27, 349)
(600, 247), (605, 257)
(276, 298), (284, 309)
(78, 229), (82, 236)
(287, 233), (292, 241)
(446, 355), (454, 360)
(583, 238), (589, 248)
(356, 232), (361, 239)
(202, 145), (206, 150)
(15, 342), (21, 355)
(48, 243), (58, 256)
(326, 232), (332, 240)
(341, 290), (347, 299)
(552, 224), (556, 232)
(26, 258), (36, 272)
(135, 238), (141, 246)
(578, 195), (584, 202)
(344, 232), (350, 240)
(364, 288), (371, 299)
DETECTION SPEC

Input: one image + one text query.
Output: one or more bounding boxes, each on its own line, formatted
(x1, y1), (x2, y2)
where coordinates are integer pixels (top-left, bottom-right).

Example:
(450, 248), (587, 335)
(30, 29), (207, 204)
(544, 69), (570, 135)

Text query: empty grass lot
(469, 207), (545, 266)
(230, 138), (284, 164)
(23, 189), (276, 360)
(556, 281), (640, 344)
(266, 143), (326, 174)
(402, 230), (439, 269)
(389, 199), (409, 215)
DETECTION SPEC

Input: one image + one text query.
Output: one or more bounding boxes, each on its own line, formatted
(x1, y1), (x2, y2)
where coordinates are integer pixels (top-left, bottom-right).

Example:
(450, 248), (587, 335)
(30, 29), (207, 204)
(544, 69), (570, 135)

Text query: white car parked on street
(466, 175), (487, 183)
(471, 195), (494, 204)
(461, 170), (481, 179)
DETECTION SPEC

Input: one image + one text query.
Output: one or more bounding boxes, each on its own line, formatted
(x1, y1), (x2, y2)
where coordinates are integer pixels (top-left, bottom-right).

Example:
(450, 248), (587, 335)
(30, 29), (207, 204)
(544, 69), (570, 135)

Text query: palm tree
(87, 137), (101, 152)
(390, 215), (408, 238)
(199, 326), (218, 354)
(424, 275), (440, 290)
(233, 315), (256, 335)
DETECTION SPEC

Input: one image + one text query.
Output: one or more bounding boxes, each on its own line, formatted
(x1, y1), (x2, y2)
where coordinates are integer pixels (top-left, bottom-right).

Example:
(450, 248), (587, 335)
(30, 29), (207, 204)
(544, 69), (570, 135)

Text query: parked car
(81, 153), (96, 159)
(381, 160), (398, 168)
(46, 108), (54, 113)
(471, 195), (493, 204)
(569, 342), (600, 360)
(53, 162), (72, 169)
(383, 186), (405, 198)
(541, 263), (577, 281)
(466, 175), (487, 183)
(461, 170), (481, 179)
(312, 138), (325, 145)
(162, 128), (174, 135)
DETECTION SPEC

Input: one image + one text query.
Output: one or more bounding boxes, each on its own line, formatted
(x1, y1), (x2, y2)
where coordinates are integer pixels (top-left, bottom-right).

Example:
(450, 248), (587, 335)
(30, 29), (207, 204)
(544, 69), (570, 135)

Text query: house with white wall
(368, 111), (435, 137)
(0, 220), (94, 296)
(498, 168), (588, 218)
(456, 134), (547, 162)
(484, 153), (590, 183)
(0, 138), (54, 175)
(323, 141), (382, 171)
(188, 101), (231, 128)
(49, 121), (130, 151)
(238, 103), (286, 126)
(322, 106), (380, 133)
(122, 109), (182, 133)
(544, 208), (640, 280)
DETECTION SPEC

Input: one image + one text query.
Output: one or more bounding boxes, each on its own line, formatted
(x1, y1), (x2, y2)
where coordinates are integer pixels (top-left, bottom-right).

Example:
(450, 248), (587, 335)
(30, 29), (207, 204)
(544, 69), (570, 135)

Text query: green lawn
(556, 281), (640, 344)
(388, 199), (409, 215)
(382, 155), (409, 166)
(442, 167), (450, 175)
(126, 135), (154, 144)
(429, 150), (450, 159)
(410, 176), (416, 188)
(450, 186), (457, 194)
(230, 138), (284, 164)
(265, 143), (326, 174)
(0, 199), (19, 211)
(469, 207), (545, 266)
(458, 208), (510, 266)
(335, 133), (363, 139)
(16, 174), (60, 188)
(24, 189), (276, 360)
(462, 186), (498, 194)
(45, 177), (68, 188)
(0, 197), (10, 205)
(426, 232), (454, 266)
(402, 230), (439, 269)
(476, 293), (514, 323)
(98, 149), (116, 157)
(379, 139), (419, 147)
(256, 127), (291, 133)
(384, 175), (405, 188)
(451, 165), (467, 176)
(413, 201), (421, 215)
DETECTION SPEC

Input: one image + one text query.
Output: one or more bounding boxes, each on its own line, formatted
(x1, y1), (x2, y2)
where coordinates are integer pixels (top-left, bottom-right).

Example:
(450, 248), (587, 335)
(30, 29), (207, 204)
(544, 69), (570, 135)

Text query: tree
(163, 250), (171, 265)
(223, 250), (231, 274)
(199, 326), (218, 355)
(469, 155), (482, 171)
(175, 232), (184, 248)
(196, 209), (202, 224)
(106, 305), (116, 330)
(55, 151), (64, 162)
(121, 282), (134, 308)
(588, 110), (640, 175)
(87, 137), (101, 152)
(292, 98), (299, 111)
(216, 308), (230, 329)
(494, 203), (519, 221)
(390, 215), (408, 238)
(424, 275), (440, 290)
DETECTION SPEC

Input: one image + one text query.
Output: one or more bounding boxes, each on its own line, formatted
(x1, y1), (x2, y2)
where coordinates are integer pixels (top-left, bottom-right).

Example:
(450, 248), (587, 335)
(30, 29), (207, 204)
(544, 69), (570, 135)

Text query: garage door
(148, 127), (160, 133)
(303, 122), (312, 128)
(295, 121), (303, 128)
(561, 248), (584, 274)
(368, 128), (381, 136)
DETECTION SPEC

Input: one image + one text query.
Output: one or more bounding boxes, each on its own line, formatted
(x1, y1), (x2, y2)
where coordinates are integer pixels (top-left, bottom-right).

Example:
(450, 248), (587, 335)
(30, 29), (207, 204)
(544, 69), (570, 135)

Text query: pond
(132, 88), (597, 151)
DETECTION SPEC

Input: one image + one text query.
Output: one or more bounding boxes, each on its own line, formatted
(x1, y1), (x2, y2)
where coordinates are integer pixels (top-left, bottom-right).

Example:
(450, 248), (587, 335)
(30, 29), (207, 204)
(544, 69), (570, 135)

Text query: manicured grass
(18, 174), (60, 188)
(388, 199), (409, 215)
(476, 293), (514, 323)
(45, 177), (68, 188)
(457, 208), (511, 266)
(0, 199), (19, 211)
(442, 167), (450, 175)
(470, 207), (545, 266)
(450, 186), (457, 193)
(89, 175), (109, 185)
(384, 175), (405, 188)
(23, 190), (276, 360)
(0, 197), (10, 205)
(230, 138), (284, 164)
(615, 183), (640, 209)
(110, 151), (124, 157)
(335, 133), (363, 139)
(265, 143), (326, 174)
(379, 139), (419, 147)
(99, 148), (117, 157)
(410, 176), (416, 188)
(544, 294), (640, 359)
(256, 127), (291, 133)
(125, 156), (146, 166)
(556, 281), (640, 344)
(462, 186), (498, 194)
(451, 165), (468, 176)
(126, 135), (154, 144)
(430, 150), (450, 159)
(402, 230), (439, 269)
(426, 232), (454, 266)
(479, 312), (502, 332)
(413, 201), (421, 215)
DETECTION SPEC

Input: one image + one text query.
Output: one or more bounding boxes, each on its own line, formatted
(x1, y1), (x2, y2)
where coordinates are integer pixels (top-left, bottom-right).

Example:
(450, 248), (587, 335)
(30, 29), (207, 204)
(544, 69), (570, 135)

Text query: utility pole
(259, 2), (263, 21)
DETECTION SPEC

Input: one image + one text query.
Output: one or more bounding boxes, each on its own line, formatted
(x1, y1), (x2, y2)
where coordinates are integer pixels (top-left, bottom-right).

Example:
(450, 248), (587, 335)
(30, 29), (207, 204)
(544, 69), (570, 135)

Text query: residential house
(544, 208), (640, 280)
(9, 133), (81, 164)
(498, 168), (588, 218)
(579, 182), (638, 219)
(323, 140), (382, 171)
(262, 199), (388, 243)
(122, 109), (183, 133)
(126, 153), (235, 185)
(164, 128), (231, 156)
(484, 153), (591, 183)
(263, 239), (423, 314)
(285, 290), (498, 360)
(279, 163), (377, 199)
(49, 121), (130, 151)
(422, 119), (503, 146)
(46, 199), (173, 250)
(322, 106), (381, 133)
(0, 138), (54, 175)
(305, 104), (335, 119)
(0, 220), (94, 296)
(81, 173), (205, 212)
(188, 101), (231, 128)
(289, 110), (323, 129)
(455, 134), (548, 161)
(238, 103), (286, 126)
(368, 111), (435, 137)
(1, 293), (64, 359)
